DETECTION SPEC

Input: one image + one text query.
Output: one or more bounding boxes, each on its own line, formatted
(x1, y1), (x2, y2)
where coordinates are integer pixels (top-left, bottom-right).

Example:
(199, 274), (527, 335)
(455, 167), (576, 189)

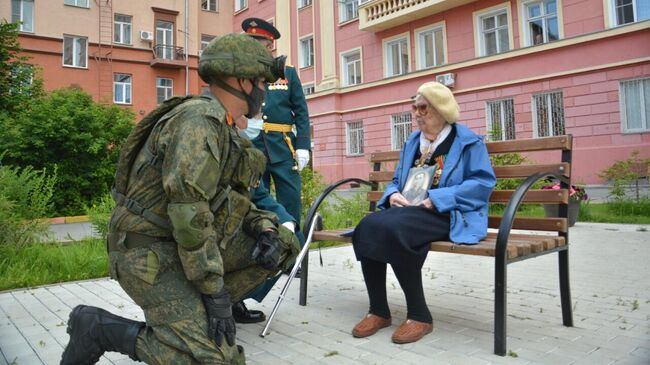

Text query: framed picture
(401, 165), (436, 205)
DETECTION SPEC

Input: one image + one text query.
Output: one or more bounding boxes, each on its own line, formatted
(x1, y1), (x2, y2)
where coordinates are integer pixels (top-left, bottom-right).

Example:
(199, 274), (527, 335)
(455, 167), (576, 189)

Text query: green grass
(0, 239), (108, 291)
(501, 202), (650, 225)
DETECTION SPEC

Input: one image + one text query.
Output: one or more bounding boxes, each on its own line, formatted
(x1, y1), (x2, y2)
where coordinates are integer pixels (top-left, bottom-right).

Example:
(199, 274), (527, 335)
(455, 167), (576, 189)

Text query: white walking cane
(260, 213), (322, 337)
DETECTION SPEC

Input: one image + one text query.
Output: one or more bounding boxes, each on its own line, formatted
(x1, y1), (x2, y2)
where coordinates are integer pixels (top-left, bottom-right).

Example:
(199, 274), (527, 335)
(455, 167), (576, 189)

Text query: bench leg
(494, 254), (507, 356)
(558, 250), (573, 326)
(299, 249), (309, 306)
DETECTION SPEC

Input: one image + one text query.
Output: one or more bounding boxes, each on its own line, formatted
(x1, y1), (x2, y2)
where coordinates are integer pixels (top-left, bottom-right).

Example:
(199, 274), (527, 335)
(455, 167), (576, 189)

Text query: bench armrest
(302, 178), (375, 238)
(495, 172), (569, 259)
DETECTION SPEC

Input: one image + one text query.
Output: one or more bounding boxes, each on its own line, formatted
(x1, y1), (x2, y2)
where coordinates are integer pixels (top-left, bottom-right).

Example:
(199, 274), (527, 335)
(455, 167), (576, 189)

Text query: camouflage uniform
(60, 34), (299, 365)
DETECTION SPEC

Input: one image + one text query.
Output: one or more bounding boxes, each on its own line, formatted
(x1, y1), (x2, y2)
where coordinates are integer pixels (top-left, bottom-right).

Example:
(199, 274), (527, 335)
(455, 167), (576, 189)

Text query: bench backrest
(366, 135), (573, 233)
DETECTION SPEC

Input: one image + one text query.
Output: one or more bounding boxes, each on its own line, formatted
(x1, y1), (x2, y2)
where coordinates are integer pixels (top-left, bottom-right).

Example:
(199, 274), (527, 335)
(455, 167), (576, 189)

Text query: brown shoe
(391, 319), (433, 344)
(352, 314), (391, 338)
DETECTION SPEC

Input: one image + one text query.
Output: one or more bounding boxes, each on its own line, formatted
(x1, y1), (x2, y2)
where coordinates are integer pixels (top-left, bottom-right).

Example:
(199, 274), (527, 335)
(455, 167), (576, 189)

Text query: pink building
(234, 0), (650, 184)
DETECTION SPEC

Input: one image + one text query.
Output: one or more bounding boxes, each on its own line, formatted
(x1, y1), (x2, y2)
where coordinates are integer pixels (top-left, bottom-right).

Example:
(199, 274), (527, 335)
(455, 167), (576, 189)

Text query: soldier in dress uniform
(241, 18), (311, 242)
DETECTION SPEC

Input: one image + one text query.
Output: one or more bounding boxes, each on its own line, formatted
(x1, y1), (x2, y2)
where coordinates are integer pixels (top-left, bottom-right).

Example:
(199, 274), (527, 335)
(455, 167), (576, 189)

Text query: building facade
(235, 0), (650, 184)
(2, 0), (233, 119)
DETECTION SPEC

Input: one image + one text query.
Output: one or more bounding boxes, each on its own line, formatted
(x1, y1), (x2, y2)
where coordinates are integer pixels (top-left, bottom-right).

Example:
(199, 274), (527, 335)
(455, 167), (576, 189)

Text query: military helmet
(199, 33), (276, 84)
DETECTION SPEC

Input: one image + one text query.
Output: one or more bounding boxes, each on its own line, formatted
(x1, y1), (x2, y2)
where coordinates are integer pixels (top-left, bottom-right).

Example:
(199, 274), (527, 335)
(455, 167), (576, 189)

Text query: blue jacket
(377, 124), (496, 244)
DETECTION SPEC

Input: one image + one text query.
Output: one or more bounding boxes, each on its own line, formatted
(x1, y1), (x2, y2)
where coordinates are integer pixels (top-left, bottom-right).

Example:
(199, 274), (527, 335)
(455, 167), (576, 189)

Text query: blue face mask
(238, 118), (264, 140)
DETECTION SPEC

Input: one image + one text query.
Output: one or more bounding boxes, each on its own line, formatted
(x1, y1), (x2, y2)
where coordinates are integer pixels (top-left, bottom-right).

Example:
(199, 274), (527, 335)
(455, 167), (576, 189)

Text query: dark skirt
(352, 206), (450, 267)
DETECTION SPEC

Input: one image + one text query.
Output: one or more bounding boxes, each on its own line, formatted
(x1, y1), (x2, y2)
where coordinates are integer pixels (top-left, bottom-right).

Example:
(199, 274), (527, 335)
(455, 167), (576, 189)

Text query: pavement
(1, 222), (649, 365)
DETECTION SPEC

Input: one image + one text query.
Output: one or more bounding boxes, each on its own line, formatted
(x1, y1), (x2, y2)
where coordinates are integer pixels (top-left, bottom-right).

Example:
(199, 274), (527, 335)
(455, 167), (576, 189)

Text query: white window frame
(415, 22), (446, 70)
(12, 0), (34, 33)
(340, 47), (362, 87)
(486, 99), (516, 141)
(302, 83), (315, 96)
(299, 35), (314, 68)
(200, 34), (215, 55)
(474, 3), (513, 57)
(519, 0), (563, 47)
(63, 35), (88, 68)
(339, 0), (360, 23)
(620, 77), (650, 133)
(234, 0), (247, 12)
(298, 0), (313, 9)
(383, 32), (410, 78)
(390, 112), (413, 150)
(114, 14), (132, 45)
(156, 77), (173, 104)
(345, 120), (364, 156)
(201, 0), (218, 12)
(64, 0), (89, 8)
(113, 73), (132, 105)
(606, 0), (650, 27)
(532, 91), (565, 137)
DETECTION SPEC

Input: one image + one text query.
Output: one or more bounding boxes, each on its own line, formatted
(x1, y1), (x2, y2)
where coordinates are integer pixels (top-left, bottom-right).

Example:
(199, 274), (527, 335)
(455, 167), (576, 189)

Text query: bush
(86, 192), (115, 242)
(300, 166), (328, 220)
(0, 87), (135, 216)
(599, 150), (650, 203)
(0, 164), (57, 247)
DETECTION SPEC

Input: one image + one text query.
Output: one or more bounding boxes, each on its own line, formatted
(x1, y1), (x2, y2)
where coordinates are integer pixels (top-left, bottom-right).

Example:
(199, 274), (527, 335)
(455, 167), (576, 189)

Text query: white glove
(296, 149), (310, 171)
(281, 221), (296, 232)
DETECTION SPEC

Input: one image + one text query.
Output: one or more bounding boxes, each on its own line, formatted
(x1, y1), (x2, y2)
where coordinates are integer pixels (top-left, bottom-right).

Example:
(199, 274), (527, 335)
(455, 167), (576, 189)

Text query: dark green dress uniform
(252, 65), (310, 231)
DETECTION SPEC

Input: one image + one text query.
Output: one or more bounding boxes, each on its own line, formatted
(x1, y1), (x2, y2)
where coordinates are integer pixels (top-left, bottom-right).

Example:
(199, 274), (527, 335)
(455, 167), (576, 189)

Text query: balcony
(150, 44), (188, 68)
(359, 0), (478, 32)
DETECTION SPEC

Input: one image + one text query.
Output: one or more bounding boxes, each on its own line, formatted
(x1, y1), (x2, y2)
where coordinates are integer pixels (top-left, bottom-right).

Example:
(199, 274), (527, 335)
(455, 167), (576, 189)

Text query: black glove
(251, 230), (282, 270)
(201, 290), (235, 347)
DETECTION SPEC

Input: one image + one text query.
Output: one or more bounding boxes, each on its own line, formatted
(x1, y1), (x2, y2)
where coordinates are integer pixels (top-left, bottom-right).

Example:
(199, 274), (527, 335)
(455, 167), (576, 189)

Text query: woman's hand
(419, 198), (434, 210)
(389, 193), (411, 208)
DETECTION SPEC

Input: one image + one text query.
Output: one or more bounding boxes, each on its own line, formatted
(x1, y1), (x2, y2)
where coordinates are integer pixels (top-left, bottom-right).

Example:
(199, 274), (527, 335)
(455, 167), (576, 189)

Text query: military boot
(60, 305), (144, 365)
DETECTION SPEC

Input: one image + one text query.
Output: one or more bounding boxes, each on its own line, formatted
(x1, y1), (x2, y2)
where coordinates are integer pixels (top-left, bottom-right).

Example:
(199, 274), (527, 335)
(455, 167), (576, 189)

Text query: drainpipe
(185, 0), (189, 95)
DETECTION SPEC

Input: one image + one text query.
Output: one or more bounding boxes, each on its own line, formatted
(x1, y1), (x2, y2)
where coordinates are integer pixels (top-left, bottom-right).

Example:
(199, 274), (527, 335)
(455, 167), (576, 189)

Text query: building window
(416, 25), (445, 70)
(477, 9), (510, 56)
(391, 112), (412, 150)
(64, 0), (89, 7)
(299, 36), (314, 68)
(522, 0), (559, 46)
(611, 0), (650, 26)
(235, 0), (247, 12)
(302, 83), (315, 95)
(339, 0), (359, 22)
(532, 91), (564, 137)
(384, 36), (409, 77)
(114, 14), (132, 45)
(298, 0), (312, 8)
(156, 77), (173, 104)
(11, 0), (34, 33)
(341, 49), (362, 86)
(63, 35), (88, 68)
(155, 20), (174, 59)
(201, 0), (218, 12)
(620, 78), (650, 132)
(200, 34), (215, 54)
(346, 121), (364, 156)
(486, 99), (516, 140)
(113, 73), (132, 104)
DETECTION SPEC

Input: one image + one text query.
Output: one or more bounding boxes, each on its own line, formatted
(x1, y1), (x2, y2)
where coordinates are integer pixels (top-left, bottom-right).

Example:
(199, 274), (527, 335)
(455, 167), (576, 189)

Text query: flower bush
(542, 182), (589, 202)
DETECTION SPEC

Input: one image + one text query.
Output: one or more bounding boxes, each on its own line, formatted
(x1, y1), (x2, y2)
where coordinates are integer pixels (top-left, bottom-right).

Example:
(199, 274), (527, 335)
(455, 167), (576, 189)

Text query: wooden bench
(298, 135), (574, 356)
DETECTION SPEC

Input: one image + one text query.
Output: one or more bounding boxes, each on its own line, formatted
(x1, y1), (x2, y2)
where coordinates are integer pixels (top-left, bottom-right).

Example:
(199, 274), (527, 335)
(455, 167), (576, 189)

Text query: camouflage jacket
(109, 91), (276, 294)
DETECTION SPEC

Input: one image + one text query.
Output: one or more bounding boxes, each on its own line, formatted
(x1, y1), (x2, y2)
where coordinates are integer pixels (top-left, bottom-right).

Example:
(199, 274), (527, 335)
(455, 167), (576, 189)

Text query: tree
(0, 88), (135, 215)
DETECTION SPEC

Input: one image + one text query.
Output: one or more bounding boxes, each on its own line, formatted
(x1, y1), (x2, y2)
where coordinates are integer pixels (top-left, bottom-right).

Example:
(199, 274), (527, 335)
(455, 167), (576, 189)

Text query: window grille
(486, 99), (516, 140)
(620, 78), (650, 132)
(346, 121), (364, 155)
(391, 112), (412, 150)
(532, 91), (564, 137)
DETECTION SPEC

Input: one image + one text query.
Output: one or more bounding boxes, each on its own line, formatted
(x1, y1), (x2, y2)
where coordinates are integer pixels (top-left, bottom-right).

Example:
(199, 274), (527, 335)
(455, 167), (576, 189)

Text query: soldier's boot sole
(60, 305), (144, 365)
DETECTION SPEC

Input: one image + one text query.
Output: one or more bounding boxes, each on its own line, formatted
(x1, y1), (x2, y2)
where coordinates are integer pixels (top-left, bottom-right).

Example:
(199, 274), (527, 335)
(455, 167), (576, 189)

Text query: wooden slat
(488, 216), (567, 232)
(493, 163), (570, 178)
(369, 150), (400, 163)
(490, 189), (568, 204)
(312, 229), (353, 243)
(369, 171), (394, 182)
(429, 238), (519, 259)
(487, 135), (572, 154)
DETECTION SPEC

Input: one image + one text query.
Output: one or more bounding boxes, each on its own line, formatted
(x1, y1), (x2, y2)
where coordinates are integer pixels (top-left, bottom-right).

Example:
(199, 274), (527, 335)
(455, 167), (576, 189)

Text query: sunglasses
(411, 103), (429, 115)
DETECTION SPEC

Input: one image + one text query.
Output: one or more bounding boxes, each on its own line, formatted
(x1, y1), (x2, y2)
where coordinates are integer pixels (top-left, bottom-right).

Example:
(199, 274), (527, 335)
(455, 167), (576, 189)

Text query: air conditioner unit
(140, 31), (154, 41)
(435, 73), (455, 88)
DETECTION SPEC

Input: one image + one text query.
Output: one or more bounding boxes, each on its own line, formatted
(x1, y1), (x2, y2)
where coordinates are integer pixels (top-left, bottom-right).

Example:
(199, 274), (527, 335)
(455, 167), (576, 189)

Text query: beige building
(2, 0), (233, 118)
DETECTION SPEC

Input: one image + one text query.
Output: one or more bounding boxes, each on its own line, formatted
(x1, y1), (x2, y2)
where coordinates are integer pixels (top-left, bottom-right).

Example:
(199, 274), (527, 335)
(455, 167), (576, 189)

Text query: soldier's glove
(251, 230), (282, 270)
(201, 290), (236, 347)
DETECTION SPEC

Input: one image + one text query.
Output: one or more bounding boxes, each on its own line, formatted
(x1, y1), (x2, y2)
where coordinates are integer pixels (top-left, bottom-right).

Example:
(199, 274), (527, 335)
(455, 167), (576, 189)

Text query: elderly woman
(351, 82), (496, 344)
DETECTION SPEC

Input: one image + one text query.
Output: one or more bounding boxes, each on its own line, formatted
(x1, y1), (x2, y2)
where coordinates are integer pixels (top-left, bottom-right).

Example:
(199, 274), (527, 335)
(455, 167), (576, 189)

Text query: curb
(48, 215), (90, 225)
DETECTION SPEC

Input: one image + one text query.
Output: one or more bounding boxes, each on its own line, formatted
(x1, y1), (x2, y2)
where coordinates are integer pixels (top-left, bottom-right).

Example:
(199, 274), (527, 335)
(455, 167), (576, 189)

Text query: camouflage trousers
(108, 229), (294, 364)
